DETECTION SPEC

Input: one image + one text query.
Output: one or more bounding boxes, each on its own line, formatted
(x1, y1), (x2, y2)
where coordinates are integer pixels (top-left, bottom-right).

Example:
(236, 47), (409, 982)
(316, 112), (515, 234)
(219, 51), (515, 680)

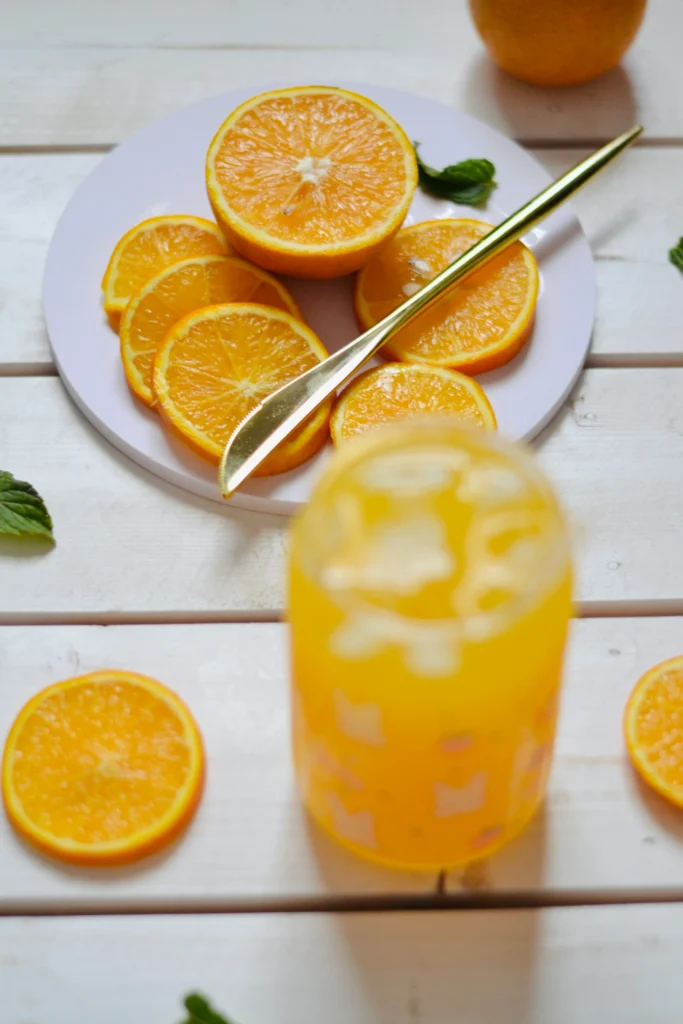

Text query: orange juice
(288, 421), (571, 871)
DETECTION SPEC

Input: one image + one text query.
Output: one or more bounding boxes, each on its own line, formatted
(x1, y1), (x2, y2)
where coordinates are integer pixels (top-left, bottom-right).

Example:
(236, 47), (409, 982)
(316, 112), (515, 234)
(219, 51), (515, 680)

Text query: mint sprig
(181, 994), (237, 1024)
(0, 471), (54, 541)
(669, 237), (683, 272)
(414, 145), (497, 207)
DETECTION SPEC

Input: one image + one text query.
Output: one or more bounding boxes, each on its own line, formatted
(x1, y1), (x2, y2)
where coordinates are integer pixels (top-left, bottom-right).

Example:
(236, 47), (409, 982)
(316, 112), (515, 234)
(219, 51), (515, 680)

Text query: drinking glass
(288, 421), (572, 870)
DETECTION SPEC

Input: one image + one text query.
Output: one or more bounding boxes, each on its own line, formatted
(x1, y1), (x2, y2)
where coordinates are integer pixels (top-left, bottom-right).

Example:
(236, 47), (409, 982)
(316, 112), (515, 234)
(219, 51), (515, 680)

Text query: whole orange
(469, 0), (647, 87)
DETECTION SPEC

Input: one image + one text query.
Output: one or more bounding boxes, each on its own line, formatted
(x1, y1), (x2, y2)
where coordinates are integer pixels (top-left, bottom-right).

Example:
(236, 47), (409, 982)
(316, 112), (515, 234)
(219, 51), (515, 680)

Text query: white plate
(44, 82), (595, 516)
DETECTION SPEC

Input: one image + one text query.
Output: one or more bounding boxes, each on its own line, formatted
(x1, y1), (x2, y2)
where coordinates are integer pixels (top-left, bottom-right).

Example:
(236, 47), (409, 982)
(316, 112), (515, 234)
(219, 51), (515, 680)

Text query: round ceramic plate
(44, 82), (595, 515)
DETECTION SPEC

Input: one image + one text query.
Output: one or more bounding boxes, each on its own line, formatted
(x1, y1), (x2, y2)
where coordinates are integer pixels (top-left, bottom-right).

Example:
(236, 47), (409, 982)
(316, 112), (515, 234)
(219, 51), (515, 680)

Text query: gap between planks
(6, 887), (683, 919)
(5, 602), (683, 627)
(1, 41), (433, 54)
(0, 610), (282, 626)
(5, 357), (683, 380)
(519, 137), (683, 150)
(2, 138), (683, 158)
(0, 364), (58, 377)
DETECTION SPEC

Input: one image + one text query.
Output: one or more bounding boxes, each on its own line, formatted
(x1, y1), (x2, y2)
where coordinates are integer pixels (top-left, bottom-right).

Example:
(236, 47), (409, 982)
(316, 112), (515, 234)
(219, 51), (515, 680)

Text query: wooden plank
(2, 618), (683, 911)
(5, 905), (683, 1022)
(1, 6), (680, 150)
(3, 370), (683, 618)
(0, 153), (102, 373)
(540, 149), (683, 365)
(448, 616), (683, 896)
(2, 148), (682, 373)
(3, 0), (467, 51)
(535, 367), (683, 614)
(0, 623), (437, 908)
(0, 378), (289, 620)
(0, 0), (671, 81)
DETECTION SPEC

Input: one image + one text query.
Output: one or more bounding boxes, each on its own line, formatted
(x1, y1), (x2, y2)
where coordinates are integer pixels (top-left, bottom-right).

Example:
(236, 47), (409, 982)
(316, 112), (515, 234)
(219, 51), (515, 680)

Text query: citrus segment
(102, 215), (230, 327)
(120, 254), (302, 406)
(625, 656), (683, 808)
(355, 218), (539, 374)
(331, 363), (497, 445)
(1, 671), (204, 865)
(206, 86), (418, 278)
(153, 303), (331, 474)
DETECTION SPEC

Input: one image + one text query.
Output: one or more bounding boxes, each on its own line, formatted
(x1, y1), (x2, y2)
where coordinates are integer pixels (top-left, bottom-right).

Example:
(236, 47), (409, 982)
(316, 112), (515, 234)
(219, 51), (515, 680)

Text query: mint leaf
(181, 993), (237, 1024)
(0, 471), (54, 541)
(414, 145), (497, 207)
(669, 237), (683, 272)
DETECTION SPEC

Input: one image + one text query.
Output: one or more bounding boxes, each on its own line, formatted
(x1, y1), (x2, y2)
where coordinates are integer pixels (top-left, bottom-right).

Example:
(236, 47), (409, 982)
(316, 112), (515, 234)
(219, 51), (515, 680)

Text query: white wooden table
(3, 3), (683, 1019)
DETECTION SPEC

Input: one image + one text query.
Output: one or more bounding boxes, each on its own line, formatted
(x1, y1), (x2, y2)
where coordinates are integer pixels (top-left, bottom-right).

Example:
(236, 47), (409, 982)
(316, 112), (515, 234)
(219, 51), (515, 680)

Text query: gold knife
(219, 125), (642, 498)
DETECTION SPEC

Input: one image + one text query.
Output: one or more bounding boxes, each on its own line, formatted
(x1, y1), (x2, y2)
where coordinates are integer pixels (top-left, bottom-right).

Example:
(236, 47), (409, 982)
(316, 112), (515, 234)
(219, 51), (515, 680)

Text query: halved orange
(355, 218), (539, 374)
(206, 86), (418, 279)
(102, 215), (230, 328)
(331, 362), (497, 445)
(120, 254), (302, 407)
(624, 655), (683, 808)
(153, 303), (331, 475)
(2, 670), (204, 865)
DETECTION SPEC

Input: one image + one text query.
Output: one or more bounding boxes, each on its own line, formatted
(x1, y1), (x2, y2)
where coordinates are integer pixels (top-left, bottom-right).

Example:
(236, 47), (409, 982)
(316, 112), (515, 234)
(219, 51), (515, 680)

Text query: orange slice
(102, 215), (229, 328)
(153, 303), (331, 475)
(355, 218), (539, 374)
(624, 656), (683, 808)
(331, 363), (497, 445)
(120, 254), (302, 407)
(206, 86), (417, 279)
(1, 671), (204, 865)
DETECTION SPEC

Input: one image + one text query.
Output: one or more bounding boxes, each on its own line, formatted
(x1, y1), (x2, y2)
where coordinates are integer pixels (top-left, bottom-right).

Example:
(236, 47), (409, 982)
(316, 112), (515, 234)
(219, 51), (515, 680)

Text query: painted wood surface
(2, 147), (682, 371)
(1, 0), (678, 145)
(2, 619), (683, 912)
(3, 371), (683, 618)
(2, 1), (683, 1010)
(5, 904), (683, 1023)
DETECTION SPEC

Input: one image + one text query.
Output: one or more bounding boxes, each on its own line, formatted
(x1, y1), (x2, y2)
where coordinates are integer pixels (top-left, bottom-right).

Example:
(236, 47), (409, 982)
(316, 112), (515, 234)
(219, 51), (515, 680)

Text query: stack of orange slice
(102, 215), (230, 329)
(99, 86), (424, 472)
(119, 254), (302, 407)
(101, 86), (542, 472)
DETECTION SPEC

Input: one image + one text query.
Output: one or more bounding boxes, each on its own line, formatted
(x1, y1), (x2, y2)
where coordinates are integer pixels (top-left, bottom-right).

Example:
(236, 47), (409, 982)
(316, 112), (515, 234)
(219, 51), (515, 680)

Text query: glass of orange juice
(288, 421), (572, 871)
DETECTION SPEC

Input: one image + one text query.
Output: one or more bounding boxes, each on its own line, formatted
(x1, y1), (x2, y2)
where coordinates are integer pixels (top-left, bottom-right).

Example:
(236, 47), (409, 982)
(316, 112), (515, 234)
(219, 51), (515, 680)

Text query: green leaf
(414, 145), (497, 207)
(669, 237), (683, 272)
(181, 993), (237, 1024)
(0, 471), (54, 541)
